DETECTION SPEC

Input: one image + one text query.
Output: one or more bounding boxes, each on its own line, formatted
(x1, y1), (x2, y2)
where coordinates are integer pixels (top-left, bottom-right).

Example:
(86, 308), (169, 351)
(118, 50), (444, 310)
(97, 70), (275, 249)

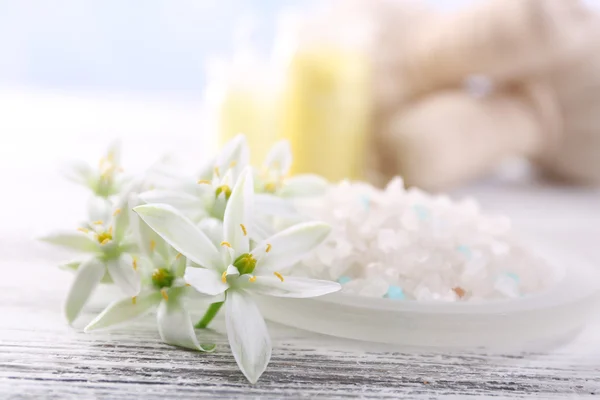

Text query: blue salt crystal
(457, 245), (472, 259)
(413, 205), (429, 221)
(338, 276), (352, 284)
(359, 194), (371, 210)
(385, 285), (406, 300)
(505, 272), (520, 284)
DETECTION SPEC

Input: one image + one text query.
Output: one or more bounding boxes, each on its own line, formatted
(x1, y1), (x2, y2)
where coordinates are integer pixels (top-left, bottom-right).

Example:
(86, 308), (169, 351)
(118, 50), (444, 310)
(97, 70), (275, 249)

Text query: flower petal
(255, 194), (298, 218)
(171, 253), (187, 277)
(223, 168), (253, 257)
(157, 297), (215, 352)
(197, 218), (224, 249)
(196, 155), (217, 180)
(280, 174), (328, 198)
(215, 134), (250, 180)
(129, 195), (170, 259)
(84, 290), (162, 331)
(107, 254), (141, 296)
(178, 285), (225, 306)
(39, 232), (99, 253)
(64, 257), (106, 323)
(62, 161), (94, 186)
(225, 290), (271, 384)
(250, 217), (275, 243)
(133, 204), (222, 270)
(112, 196), (130, 241)
(263, 140), (292, 175)
(58, 260), (82, 272)
(138, 190), (201, 211)
(105, 140), (122, 166)
(246, 276), (341, 298)
(184, 267), (229, 296)
(87, 196), (112, 222)
(252, 222), (331, 273)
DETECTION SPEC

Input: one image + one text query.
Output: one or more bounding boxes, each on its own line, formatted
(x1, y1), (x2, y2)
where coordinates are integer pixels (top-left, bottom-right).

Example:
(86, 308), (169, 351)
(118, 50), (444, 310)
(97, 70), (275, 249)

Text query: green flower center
(233, 253), (257, 275)
(152, 268), (175, 289)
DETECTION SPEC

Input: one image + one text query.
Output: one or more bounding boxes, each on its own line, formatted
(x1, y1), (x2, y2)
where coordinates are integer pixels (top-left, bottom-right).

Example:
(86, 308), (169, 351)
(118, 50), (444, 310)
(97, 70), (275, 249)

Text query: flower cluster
(41, 135), (340, 383)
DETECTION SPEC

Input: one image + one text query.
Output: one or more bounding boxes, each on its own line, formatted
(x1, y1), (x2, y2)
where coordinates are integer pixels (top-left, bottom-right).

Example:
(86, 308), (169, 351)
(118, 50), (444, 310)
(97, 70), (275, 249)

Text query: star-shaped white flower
(251, 139), (329, 240)
(41, 196), (141, 323)
(138, 135), (329, 242)
(256, 139), (328, 198)
(134, 168), (340, 383)
(62, 141), (128, 198)
(138, 134), (249, 220)
(84, 207), (222, 352)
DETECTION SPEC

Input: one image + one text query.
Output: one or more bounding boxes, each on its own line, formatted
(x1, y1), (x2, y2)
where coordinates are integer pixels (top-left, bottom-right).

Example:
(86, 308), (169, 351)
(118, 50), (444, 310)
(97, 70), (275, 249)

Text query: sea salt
(294, 178), (557, 302)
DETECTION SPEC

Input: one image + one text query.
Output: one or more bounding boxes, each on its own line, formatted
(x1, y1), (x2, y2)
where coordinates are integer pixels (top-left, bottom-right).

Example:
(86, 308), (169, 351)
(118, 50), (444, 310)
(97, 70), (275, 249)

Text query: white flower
(138, 134), (249, 222)
(256, 139), (328, 198)
(133, 168), (340, 383)
(138, 136), (328, 242)
(84, 212), (222, 352)
(251, 139), (329, 240)
(40, 197), (141, 323)
(62, 141), (128, 198)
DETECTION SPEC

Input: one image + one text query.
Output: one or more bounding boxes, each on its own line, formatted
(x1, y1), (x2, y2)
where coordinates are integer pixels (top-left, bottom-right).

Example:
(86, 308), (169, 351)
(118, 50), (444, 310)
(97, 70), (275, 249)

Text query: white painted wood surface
(1, 90), (599, 398)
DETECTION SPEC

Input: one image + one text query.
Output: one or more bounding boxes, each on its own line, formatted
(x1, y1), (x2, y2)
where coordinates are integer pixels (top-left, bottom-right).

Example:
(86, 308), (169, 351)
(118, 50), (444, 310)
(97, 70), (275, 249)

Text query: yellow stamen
(220, 241), (232, 248)
(150, 240), (156, 252)
(108, 226), (113, 235)
(229, 160), (237, 168)
(266, 243), (272, 253)
(274, 272), (284, 282)
(249, 276), (257, 283)
(185, 283), (191, 287)
(264, 182), (277, 193)
(214, 166), (220, 177)
(131, 296), (137, 305)
(197, 179), (211, 185)
(161, 288), (169, 301)
(132, 258), (138, 271)
(77, 227), (89, 234)
(101, 238), (110, 245)
(215, 185), (231, 199)
(240, 224), (247, 236)
(221, 271), (227, 283)
(93, 220), (104, 225)
(113, 208), (121, 216)
(175, 253), (182, 260)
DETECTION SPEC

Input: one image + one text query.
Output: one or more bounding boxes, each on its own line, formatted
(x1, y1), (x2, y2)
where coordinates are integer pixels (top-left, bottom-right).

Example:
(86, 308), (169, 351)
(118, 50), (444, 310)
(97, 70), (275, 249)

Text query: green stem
(195, 301), (224, 329)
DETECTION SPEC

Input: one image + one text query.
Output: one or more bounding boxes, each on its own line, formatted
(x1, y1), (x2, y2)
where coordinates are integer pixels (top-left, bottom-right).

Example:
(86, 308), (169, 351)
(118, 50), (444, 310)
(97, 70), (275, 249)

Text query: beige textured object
(538, 41), (600, 184)
(365, 0), (600, 190)
(381, 87), (545, 189)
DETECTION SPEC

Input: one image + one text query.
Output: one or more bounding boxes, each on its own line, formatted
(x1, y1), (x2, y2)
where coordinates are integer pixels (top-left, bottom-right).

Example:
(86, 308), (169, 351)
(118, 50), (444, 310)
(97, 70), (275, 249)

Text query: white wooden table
(1, 90), (599, 399)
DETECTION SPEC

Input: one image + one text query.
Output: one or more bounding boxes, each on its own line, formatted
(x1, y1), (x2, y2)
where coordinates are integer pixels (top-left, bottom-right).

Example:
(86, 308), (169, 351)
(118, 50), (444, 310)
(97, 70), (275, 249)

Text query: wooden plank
(1, 253), (599, 399)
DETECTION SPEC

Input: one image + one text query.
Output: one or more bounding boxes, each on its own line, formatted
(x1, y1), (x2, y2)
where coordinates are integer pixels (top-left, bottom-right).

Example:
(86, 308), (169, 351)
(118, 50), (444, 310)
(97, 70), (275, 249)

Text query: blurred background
(1, 0), (599, 263)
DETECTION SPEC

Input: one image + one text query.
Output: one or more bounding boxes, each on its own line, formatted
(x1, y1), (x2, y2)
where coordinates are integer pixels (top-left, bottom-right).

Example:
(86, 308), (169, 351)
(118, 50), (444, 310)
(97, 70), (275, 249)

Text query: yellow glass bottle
(218, 86), (279, 165)
(281, 48), (371, 181)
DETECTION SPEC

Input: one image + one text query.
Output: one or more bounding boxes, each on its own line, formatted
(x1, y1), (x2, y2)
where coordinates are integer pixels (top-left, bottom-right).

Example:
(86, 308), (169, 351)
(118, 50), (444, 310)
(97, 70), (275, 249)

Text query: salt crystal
(494, 273), (520, 298)
(359, 277), (389, 297)
(294, 180), (556, 302)
(377, 229), (398, 253)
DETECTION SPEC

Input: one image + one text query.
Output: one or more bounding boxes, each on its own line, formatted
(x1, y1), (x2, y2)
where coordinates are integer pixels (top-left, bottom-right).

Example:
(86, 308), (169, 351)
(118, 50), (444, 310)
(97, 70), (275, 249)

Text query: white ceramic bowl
(257, 247), (600, 350)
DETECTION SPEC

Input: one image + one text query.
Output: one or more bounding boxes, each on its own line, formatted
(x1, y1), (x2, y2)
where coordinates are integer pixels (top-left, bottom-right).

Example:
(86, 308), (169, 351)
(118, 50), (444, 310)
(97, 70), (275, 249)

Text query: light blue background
(0, 0), (593, 96)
